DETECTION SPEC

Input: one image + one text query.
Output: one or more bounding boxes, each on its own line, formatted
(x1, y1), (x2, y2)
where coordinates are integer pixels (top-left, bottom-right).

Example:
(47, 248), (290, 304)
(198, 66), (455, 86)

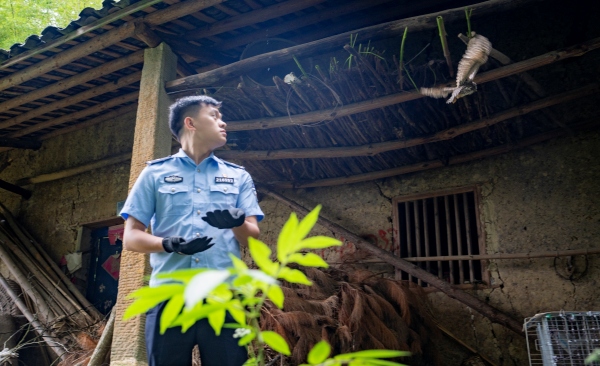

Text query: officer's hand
(202, 208), (246, 229)
(162, 236), (214, 255)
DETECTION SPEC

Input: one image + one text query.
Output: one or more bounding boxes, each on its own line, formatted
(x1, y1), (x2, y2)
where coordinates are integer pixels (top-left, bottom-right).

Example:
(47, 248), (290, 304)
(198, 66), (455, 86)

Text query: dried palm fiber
(260, 267), (440, 366)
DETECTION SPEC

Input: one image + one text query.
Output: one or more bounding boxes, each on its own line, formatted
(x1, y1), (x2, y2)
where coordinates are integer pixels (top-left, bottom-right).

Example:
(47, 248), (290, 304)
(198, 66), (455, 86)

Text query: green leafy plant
(586, 349), (600, 364)
(399, 27), (419, 91)
(124, 205), (410, 366)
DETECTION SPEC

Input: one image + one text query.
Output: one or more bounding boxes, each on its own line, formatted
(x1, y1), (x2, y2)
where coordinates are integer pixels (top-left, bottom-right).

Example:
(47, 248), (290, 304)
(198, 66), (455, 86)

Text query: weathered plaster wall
(0, 111), (135, 262)
(256, 130), (600, 365)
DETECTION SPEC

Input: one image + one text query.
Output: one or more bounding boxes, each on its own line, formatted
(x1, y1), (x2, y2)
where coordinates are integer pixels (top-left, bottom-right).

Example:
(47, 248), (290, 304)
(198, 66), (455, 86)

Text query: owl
(421, 34), (492, 103)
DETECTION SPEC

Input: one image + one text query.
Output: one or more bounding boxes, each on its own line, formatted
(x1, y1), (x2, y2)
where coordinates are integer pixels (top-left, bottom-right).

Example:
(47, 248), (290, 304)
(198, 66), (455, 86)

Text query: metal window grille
(524, 311), (600, 365)
(393, 187), (488, 287)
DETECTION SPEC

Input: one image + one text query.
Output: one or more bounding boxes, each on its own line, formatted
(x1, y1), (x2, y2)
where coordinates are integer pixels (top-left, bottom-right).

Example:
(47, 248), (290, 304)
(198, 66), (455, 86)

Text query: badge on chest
(164, 175), (183, 183)
(215, 177), (234, 184)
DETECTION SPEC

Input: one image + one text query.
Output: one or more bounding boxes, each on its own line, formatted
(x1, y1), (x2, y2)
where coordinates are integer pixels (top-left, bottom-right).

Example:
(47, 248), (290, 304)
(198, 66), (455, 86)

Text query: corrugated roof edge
(0, 0), (139, 62)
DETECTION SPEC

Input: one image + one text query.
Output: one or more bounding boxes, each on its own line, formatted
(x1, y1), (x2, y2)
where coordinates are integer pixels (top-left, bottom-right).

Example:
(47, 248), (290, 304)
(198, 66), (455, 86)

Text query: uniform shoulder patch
(146, 156), (174, 165)
(222, 160), (245, 170)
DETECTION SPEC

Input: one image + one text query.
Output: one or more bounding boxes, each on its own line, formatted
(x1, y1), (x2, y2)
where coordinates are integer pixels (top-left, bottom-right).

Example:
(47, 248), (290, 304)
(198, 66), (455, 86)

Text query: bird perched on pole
(421, 34), (492, 104)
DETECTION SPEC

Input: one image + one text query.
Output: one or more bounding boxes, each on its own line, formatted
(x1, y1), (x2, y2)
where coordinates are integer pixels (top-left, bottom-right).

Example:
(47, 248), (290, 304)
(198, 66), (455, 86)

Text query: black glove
(162, 236), (214, 255)
(202, 208), (246, 229)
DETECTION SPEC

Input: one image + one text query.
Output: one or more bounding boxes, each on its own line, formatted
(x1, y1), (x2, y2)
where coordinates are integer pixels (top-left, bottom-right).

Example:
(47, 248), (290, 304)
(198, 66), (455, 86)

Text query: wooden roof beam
(0, 71), (141, 130)
(167, 0), (545, 92)
(266, 119), (600, 189)
(5, 91), (139, 139)
(184, 0), (326, 40)
(217, 0), (401, 51)
(216, 36), (600, 132)
(217, 84), (598, 160)
(0, 0), (226, 93)
(0, 50), (143, 114)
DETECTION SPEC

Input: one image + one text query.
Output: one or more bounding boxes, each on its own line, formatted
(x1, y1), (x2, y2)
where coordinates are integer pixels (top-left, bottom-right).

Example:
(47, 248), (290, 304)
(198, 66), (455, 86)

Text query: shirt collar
(174, 148), (219, 166)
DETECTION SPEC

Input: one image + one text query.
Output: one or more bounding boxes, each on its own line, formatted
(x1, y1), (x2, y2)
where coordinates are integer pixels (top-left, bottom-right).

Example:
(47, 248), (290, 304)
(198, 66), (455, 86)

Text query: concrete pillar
(111, 43), (177, 366)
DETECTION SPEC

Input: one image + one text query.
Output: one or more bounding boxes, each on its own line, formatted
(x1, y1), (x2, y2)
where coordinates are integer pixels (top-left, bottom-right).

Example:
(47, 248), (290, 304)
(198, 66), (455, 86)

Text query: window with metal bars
(392, 187), (489, 288)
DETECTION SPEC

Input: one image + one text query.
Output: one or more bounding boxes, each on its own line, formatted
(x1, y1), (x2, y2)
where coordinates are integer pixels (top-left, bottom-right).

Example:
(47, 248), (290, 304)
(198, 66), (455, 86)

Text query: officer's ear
(183, 116), (196, 131)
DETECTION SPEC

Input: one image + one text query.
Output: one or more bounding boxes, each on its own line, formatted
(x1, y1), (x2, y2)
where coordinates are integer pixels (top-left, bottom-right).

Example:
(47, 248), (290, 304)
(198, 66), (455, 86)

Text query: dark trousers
(145, 302), (248, 366)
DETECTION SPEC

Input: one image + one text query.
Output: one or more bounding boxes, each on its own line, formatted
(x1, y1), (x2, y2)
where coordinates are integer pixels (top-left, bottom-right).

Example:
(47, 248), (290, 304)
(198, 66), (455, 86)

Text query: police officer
(121, 95), (264, 366)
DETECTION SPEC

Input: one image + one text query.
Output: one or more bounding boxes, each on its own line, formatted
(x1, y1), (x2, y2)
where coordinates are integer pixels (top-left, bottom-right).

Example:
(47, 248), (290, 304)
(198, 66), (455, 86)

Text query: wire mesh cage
(524, 311), (600, 365)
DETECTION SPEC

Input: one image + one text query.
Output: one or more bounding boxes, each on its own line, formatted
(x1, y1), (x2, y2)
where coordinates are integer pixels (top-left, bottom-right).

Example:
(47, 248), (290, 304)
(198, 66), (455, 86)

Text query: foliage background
(0, 0), (104, 50)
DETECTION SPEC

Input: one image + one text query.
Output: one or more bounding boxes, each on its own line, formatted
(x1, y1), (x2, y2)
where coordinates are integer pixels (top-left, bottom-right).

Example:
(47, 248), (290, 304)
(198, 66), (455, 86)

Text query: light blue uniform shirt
(120, 149), (264, 286)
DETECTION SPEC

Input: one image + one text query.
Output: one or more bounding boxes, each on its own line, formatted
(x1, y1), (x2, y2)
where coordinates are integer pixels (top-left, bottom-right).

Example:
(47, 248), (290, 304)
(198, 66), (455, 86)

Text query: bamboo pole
(0, 51), (144, 115)
(258, 188), (524, 335)
(0, 230), (85, 324)
(436, 16), (454, 77)
(266, 118), (600, 188)
(166, 0), (544, 91)
(0, 203), (102, 321)
(87, 310), (116, 366)
(217, 83), (598, 159)
(402, 248), (600, 262)
(0, 72), (141, 130)
(0, 275), (67, 362)
(0, 242), (54, 323)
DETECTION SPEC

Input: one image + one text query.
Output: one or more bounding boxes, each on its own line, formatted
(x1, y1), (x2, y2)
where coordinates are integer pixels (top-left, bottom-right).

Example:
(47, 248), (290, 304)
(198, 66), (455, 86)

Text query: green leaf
(356, 359), (408, 366)
(279, 267), (312, 285)
(123, 284), (184, 320)
(288, 253), (329, 268)
(307, 340), (331, 364)
(335, 350), (410, 359)
(227, 301), (247, 326)
(586, 349), (600, 364)
(261, 331), (291, 356)
(294, 205), (322, 245)
(159, 293), (185, 334)
(248, 237), (279, 276)
(267, 285), (285, 308)
(208, 308), (227, 336)
(229, 253), (249, 271)
(172, 303), (223, 332)
(233, 274), (253, 287)
(243, 357), (258, 366)
(184, 270), (230, 309)
(238, 331), (256, 346)
(277, 212), (299, 261)
(297, 236), (342, 250)
(155, 268), (207, 283)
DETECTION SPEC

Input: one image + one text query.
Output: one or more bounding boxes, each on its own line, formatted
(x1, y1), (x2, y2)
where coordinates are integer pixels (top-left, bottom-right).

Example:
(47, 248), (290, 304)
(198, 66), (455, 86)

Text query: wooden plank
(185, 0), (326, 40)
(144, 0), (226, 26)
(0, 21), (138, 93)
(16, 152), (132, 186)
(266, 119), (600, 188)
(260, 188), (525, 335)
(0, 0), (162, 70)
(0, 50), (143, 114)
(403, 248), (600, 261)
(0, 179), (31, 198)
(0, 71), (141, 130)
(7, 92), (139, 138)
(217, 83), (598, 159)
(166, 0), (545, 91)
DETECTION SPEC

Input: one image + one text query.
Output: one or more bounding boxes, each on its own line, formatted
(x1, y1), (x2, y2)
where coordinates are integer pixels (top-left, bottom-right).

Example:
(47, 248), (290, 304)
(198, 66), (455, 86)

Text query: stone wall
(0, 110), (135, 263)
(255, 130), (600, 365)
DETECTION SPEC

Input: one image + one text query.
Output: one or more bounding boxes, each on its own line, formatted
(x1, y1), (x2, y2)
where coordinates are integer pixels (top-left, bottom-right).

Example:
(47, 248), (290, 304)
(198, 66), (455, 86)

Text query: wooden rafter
(217, 84), (598, 160)
(166, 0), (544, 92)
(184, 0), (326, 41)
(0, 71), (141, 130)
(264, 119), (600, 188)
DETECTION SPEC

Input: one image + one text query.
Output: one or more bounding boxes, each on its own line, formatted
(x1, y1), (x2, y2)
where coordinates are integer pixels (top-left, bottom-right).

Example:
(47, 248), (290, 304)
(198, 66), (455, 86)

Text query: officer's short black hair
(169, 95), (222, 141)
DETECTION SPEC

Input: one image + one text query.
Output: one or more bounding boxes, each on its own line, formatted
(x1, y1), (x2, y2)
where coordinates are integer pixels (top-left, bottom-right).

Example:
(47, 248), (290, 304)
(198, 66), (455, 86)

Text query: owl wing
(455, 34), (492, 85)
(420, 86), (457, 99)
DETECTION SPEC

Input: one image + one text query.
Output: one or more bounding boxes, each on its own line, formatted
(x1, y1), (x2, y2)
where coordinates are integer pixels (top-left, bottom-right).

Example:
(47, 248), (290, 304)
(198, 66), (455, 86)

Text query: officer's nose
(220, 120), (227, 128)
